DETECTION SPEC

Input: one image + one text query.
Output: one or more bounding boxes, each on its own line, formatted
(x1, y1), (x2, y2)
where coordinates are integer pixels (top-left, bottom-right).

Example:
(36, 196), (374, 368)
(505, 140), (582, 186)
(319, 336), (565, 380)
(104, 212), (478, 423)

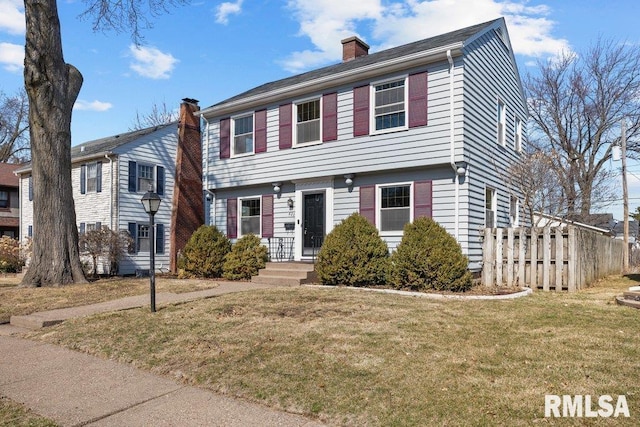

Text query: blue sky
(0, 0), (638, 220)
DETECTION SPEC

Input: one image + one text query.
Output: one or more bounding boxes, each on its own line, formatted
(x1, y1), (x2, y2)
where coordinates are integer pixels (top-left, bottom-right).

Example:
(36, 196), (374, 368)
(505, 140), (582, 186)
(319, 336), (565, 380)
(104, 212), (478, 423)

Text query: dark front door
(303, 193), (325, 256)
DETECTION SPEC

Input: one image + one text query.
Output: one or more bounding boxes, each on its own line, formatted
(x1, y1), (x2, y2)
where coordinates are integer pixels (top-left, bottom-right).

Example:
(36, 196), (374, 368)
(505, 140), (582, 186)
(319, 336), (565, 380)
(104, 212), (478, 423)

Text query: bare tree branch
(0, 88), (30, 163)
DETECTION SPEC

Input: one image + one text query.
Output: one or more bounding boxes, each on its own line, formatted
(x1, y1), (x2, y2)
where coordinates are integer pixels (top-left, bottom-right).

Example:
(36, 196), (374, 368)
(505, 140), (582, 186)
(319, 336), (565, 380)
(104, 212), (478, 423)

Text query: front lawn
(27, 275), (640, 426)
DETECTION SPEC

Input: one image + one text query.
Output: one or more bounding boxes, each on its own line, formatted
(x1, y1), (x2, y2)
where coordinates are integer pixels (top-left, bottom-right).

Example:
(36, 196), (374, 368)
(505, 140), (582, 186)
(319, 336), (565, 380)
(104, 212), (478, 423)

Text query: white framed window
(232, 114), (254, 156)
(510, 195), (520, 227)
(240, 197), (261, 236)
(0, 191), (8, 208)
(137, 224), (150, 252)
(485, 187), (497, 228)
(295, 98), (321, 145)
(138, 164), (154, 192)
(514, 117), (522, 152)
(378, 183), (412, 233)
(373, 77), (407, 132)
(497, 99), (506, 146)
(86, 163), (97, 192)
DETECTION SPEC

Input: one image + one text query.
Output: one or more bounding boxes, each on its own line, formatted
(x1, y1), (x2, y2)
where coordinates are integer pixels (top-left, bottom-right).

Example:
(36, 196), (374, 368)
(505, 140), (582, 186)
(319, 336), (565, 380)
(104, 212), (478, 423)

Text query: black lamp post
(141, 190), (161, 312)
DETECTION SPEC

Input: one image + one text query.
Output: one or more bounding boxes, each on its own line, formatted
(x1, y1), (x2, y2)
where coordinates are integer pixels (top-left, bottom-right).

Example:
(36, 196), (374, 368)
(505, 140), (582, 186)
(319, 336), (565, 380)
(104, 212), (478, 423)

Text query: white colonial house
(18, 124), (179, 275)
(198, 18), (527, 270)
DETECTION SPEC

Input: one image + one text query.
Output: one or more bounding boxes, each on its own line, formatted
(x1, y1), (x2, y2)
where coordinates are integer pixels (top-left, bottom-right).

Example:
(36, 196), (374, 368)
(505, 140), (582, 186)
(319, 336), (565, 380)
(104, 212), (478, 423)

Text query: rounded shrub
(316, 213), (390, 286)
(222, 234), (268, 280)
(392, 217), (472, 292)
(179, 225), (231, 278)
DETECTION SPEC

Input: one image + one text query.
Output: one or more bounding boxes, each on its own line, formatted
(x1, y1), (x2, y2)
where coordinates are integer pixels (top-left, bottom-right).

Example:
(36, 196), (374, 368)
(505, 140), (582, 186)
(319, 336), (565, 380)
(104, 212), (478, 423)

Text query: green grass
(26, 275), (640, 426)
(0, 397), (57, 427)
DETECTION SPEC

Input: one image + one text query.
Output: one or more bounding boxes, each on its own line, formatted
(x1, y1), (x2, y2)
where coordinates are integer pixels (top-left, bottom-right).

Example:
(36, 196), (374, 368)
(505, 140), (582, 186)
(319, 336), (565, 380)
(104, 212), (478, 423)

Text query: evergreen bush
(316, 213), (390, 286)
(222, 234), (268, 280)
(392, 217), (472, 292)
(179, 225), (231, 278)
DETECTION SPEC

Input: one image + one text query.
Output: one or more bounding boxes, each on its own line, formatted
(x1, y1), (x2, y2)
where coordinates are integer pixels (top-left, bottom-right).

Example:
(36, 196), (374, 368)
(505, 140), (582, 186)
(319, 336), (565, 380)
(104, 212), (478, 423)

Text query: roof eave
(199, 42), (464, 119)
(15, 151), (116, 175)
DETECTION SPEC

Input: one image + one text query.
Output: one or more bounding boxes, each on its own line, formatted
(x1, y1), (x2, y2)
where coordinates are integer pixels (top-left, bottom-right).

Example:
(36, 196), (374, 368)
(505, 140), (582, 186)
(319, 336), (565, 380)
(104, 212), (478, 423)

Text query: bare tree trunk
(21, 0), (86, 286)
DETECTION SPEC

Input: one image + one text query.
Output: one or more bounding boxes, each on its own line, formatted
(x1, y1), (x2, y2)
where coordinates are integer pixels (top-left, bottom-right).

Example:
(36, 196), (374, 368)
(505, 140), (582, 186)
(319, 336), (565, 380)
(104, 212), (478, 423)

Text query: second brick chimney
(341, 36), (369, 62)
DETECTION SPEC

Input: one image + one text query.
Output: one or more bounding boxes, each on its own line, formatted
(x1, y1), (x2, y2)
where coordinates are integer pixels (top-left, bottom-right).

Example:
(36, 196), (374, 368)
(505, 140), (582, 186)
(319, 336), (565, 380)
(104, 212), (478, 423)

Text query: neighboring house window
(127, 222), (164, 254)
(379, 184), (411, 232)
(28, 225), (32, 237)
(510, 195), (520, 227)
(128, 161), (165, 195)
(240, 198), (261, 236)
(295, 99), (321, 145)
(86, 163), (97, 192)
(497, 100), (506, 146)
(80, 162), (102, 194)
(374, 79), (406, 131)
(137, 224), (150, 252)
(28, 176), (33, 201)
(514, 117), (522, 152)
(233, 114), (254, 156)
(138, 164), (154, 192)
(486, 187), (497, 228)
(0, 191), (8, 208)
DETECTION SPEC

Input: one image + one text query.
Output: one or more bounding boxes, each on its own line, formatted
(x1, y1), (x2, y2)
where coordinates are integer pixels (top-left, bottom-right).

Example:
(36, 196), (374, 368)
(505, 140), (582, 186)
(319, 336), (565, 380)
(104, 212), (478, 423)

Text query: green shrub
(222, 234), (268, 280)
(316, 213), (390, 286)
(392, 217), (472, 292)
(179, 225), (231, 278)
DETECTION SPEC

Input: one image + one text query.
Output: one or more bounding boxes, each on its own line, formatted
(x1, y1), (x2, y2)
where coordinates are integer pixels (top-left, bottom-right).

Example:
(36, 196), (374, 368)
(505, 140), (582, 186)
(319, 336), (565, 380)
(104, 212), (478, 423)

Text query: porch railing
(267, 237), (295, 262)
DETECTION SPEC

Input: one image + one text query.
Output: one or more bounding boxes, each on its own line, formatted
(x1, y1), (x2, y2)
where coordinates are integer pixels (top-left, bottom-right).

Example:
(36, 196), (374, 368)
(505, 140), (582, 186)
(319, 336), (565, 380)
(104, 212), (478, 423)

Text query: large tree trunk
(21, 0), (86, 286)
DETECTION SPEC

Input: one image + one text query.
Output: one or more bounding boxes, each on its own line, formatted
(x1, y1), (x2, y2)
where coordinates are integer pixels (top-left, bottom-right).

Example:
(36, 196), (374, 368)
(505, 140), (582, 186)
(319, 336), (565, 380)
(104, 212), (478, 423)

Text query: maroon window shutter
(414, 180), (433, 219)
(359, 185), (376, 225)
(279, 103), (292, 149)
(261, 194), (274, 238)
(408, 72), (428, 128)
(322, 92), (338, 142)
(220, 118), (231, 159)
(353, 85), (370, 137)
(255, 110), (267, 153)
(227, 198), (237, 238)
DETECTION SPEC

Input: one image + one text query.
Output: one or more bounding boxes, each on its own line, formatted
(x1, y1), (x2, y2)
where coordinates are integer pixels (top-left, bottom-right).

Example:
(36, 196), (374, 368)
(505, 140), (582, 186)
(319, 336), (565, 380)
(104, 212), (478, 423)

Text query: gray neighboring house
(199, 18), (527, 269)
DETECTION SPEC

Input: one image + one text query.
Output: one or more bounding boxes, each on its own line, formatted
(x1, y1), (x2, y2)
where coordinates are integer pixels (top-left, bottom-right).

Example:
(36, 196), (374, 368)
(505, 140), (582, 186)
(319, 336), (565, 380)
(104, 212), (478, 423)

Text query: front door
(303, 193), (325, 256)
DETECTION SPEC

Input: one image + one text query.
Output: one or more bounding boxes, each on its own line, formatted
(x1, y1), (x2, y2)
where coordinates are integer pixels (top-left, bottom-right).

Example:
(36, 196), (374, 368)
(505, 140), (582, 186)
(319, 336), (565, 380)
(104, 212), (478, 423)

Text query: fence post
(506, 228), (514, 287)
(495, 228), (503, 286)
(482, 228), (494, 287)
(555, 227), (564, 291)
(518, 228), (526, 287)
(543, 227), (551, 291)
(567, 226), (576, 292)
(530, 228), (538, 290)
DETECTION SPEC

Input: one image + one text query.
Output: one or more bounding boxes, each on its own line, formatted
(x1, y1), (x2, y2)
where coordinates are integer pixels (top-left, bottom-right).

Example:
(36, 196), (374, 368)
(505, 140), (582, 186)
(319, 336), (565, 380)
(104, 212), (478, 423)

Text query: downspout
(202, 115), (213, 225)
(105, 154), (114, 230)
(447, 49), (460, 240)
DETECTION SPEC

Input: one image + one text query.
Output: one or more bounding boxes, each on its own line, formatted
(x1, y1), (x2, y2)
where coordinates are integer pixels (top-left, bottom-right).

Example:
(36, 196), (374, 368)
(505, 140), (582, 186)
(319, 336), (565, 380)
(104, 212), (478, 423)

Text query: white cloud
(128, 45), (178, 79)
(0, 0), (25, 35)
(281, 0), (571, 73)
(0, 42), (23, 72)
(73, 100), (113, 112)
(215, 0), (244, 24)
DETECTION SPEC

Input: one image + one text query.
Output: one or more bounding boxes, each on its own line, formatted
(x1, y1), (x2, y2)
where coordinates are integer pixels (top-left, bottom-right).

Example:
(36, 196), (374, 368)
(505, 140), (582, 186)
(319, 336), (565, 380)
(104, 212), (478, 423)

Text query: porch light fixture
(141, 189), (161, 313)
(344, 174), (355, 186)
(272, 182), (282, 194)
(287, 198), (294, 210)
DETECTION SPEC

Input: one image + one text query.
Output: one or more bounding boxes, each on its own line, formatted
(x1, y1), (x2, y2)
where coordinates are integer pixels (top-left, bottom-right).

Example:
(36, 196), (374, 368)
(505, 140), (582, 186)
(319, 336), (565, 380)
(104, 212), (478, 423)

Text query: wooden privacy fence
(482, 226), (625, 291)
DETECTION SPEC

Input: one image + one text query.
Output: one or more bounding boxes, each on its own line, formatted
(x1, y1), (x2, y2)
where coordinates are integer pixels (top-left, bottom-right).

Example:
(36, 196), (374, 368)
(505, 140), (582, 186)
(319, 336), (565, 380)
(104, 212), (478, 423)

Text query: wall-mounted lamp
(287, 198), (294, 210)
(456, 166), (466, 176)
(272, 182), (282, 194)
(344, 174), (355, 186)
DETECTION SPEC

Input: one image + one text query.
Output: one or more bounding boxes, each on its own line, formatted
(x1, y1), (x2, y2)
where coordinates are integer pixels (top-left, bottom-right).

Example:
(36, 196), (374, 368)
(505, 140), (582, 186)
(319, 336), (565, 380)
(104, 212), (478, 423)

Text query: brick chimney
(341, 36), (369, 62)
(169, 98), (204, 272)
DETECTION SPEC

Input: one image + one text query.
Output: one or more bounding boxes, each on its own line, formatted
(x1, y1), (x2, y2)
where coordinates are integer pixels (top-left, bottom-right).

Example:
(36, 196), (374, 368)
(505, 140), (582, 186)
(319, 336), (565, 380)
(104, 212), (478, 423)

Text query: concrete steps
(616, 290), (640, 309)
(251, 262), (317, 286)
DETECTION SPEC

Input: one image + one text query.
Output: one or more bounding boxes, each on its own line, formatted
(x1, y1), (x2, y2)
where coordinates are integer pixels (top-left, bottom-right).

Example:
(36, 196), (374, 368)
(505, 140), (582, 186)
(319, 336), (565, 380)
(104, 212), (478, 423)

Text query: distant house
(198, 18), (527, 270)
(0, 163), (21, 238)
(17, 99), (204, 275)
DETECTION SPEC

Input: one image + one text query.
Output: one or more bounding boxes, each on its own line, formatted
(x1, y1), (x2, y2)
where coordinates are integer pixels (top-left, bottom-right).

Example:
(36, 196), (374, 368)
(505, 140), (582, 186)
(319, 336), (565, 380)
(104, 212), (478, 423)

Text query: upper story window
(296, 99), (321, 145)
(138, 164), (154, 192)
(240, 197), (261, 236)
(514, 117), (522, 152)
(485, 187), (496, 228)
(379, 184), (411, 232)
(497, 100), (506, 146)
(374, 79), (406, 132)
(80, 161), (102, 194)
(86, 163), (97, 192)
(0, 191), (9, 208)
(233, 114), (254, 156)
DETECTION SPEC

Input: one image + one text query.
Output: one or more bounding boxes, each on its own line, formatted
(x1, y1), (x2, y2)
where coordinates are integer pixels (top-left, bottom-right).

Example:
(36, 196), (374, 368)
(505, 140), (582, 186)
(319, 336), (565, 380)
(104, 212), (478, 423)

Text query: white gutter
(104, 154), (114, 230)
(199, 43), (464, 119)
(447, 49), (460, 240)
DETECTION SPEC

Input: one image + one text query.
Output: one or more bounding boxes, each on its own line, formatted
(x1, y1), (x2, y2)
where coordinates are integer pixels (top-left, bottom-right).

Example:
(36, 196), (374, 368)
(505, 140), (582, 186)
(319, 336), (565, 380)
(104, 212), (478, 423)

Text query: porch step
(251, 262), (318, 286)
(616, 291), (640, 309)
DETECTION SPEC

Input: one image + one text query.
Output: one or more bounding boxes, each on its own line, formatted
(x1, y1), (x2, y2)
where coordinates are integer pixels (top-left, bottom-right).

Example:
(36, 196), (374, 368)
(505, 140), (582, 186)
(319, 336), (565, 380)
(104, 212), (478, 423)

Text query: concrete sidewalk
(0, 281), (325, 426)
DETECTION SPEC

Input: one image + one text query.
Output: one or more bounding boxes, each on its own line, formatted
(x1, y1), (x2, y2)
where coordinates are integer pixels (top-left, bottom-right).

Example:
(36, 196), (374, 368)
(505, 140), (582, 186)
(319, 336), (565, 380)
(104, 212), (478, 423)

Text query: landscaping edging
(305, 284), (533, 300)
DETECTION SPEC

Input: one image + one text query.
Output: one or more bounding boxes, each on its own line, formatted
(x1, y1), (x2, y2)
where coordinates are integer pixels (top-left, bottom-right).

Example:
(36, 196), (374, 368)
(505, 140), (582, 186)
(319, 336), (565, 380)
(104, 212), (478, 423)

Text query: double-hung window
(485, 187), (496, 228)
(296, 99), (321, 145)
(86, 163), (97, 192)
(233, 114), (254, 156)
(497, 100), (506, 146)
(374, 79), (406, 131)
(380, 184), (411, 232)
(138, 164), (154, 192)
(137, 224), (150, 252)
(240, 198), (261, 236)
